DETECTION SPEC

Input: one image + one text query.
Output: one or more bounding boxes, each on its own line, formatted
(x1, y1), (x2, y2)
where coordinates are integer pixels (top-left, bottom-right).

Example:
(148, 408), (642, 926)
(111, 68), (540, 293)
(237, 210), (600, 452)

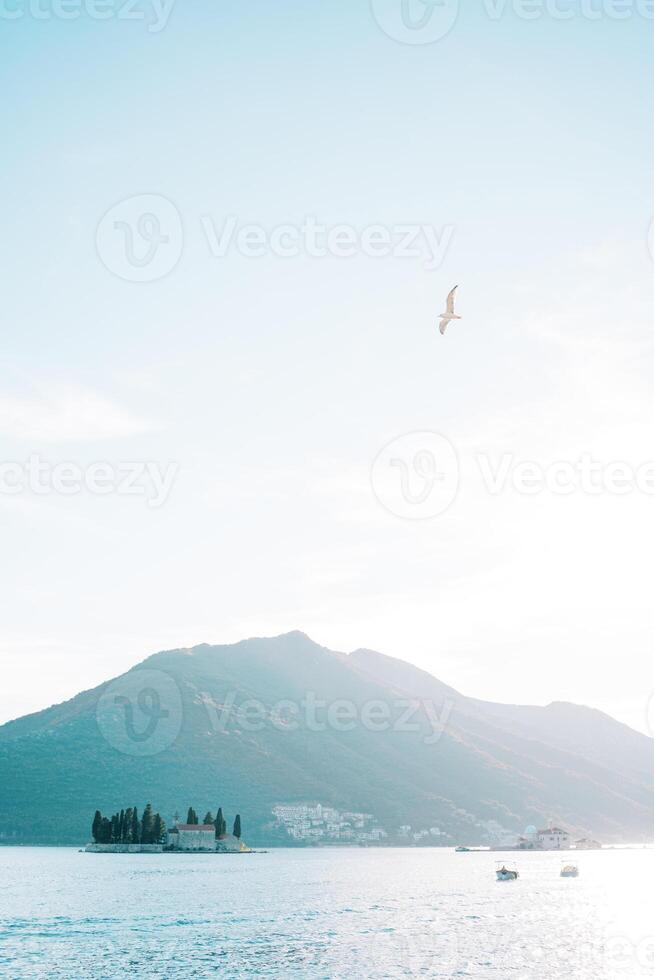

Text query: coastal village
(272, 803), (390, 844)
(270, 801), (504, 844)
(270, 802), (602, 851)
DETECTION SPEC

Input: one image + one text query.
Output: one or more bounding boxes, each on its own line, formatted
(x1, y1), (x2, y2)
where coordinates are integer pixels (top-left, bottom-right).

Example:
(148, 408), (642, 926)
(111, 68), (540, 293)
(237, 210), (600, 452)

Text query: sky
(1, 0), (654, 733)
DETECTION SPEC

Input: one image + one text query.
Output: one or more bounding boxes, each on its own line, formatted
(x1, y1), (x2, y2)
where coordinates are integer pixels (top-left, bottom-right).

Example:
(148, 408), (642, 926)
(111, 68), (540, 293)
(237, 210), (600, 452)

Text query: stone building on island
(167, 823), (216, 851)
(166, 819), (250, 853)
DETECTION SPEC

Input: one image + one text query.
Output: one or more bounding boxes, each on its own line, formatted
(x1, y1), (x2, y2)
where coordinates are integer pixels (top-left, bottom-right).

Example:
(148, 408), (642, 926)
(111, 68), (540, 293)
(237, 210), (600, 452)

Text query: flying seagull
(439, 285), (462, 335)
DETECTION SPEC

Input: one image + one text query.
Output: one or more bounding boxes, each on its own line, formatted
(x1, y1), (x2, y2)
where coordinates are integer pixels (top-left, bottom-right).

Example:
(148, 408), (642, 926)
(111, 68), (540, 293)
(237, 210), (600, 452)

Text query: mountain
(1, 632), (653, 846)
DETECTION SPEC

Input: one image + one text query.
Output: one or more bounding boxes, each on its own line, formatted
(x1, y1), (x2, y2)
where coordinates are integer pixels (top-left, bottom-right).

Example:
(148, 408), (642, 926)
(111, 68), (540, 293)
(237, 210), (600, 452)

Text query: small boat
(455, 846), (471, 852)
(496, 863), (519, 881)
(560, 864), (579, 878)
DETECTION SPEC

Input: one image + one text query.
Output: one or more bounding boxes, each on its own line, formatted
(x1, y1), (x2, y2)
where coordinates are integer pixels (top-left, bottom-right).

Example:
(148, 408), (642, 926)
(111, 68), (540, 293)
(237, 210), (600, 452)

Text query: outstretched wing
(439, 317), (450, 335)
(445, 285), (458, 316)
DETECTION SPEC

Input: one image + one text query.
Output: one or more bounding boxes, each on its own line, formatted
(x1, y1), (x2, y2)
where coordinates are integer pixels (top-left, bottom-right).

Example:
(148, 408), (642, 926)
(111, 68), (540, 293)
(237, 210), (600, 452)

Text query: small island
(86, 804), (251, 853)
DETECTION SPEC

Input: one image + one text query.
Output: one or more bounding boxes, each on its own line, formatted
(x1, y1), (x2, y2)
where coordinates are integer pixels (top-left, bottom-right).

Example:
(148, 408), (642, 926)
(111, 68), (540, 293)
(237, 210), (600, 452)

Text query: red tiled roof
(176, 824), (215, 832)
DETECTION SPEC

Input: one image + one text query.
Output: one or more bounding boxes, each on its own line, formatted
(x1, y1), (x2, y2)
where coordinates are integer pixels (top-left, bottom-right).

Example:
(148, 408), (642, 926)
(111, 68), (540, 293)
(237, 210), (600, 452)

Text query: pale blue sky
(2, 1), (654, 730)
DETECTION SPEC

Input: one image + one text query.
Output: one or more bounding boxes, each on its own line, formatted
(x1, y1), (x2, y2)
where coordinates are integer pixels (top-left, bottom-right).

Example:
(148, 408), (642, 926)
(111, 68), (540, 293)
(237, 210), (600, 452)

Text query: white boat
(496, 862), (519, 881)
(560, 863), (579, 878)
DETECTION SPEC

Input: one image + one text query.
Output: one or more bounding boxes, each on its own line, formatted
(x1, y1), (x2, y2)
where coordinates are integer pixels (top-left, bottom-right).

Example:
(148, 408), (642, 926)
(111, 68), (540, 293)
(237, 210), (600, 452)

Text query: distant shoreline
(3, 841), (654, 852)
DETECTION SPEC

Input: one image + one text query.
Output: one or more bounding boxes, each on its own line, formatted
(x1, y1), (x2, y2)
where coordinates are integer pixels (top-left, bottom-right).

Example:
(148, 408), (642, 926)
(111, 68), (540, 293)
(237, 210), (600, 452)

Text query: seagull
(438, 285), (462, 335)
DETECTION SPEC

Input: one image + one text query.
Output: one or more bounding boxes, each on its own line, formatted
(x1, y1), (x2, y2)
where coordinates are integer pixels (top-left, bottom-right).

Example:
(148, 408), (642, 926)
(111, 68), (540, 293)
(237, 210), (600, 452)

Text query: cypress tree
(186, 807), (198, 825)
(233, 814), (241, 839)
(91, 805), (172, 844)
(153, 813), (166, 844)
(215, 808), (225, 838)
(92, 810), (102, 843)
(203, 811), (214, 827)
(141, 803), (154, 844)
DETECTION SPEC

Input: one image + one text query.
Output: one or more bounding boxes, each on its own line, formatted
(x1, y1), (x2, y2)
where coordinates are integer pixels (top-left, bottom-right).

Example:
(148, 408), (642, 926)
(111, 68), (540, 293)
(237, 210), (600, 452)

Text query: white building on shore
(537, 826), (571, 850)
(516, 825), (572, 851)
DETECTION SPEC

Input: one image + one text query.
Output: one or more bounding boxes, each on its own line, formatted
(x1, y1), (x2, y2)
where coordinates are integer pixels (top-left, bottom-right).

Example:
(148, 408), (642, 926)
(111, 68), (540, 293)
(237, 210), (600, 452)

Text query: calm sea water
(1, 847), (653, 978)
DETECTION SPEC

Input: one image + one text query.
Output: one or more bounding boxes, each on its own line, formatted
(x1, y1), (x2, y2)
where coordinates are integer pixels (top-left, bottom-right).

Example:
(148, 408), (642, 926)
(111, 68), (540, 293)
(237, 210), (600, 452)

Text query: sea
(0, 846), (652, 978)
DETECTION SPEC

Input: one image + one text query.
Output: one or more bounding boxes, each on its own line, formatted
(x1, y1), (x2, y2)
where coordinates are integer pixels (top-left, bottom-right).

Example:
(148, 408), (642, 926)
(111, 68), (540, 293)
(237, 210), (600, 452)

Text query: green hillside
(1, 632), (653, 845)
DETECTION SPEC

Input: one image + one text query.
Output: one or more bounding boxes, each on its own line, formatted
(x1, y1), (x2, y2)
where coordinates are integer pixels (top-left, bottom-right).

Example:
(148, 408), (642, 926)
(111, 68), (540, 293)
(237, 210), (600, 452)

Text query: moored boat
(496, 862), (519, 881)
